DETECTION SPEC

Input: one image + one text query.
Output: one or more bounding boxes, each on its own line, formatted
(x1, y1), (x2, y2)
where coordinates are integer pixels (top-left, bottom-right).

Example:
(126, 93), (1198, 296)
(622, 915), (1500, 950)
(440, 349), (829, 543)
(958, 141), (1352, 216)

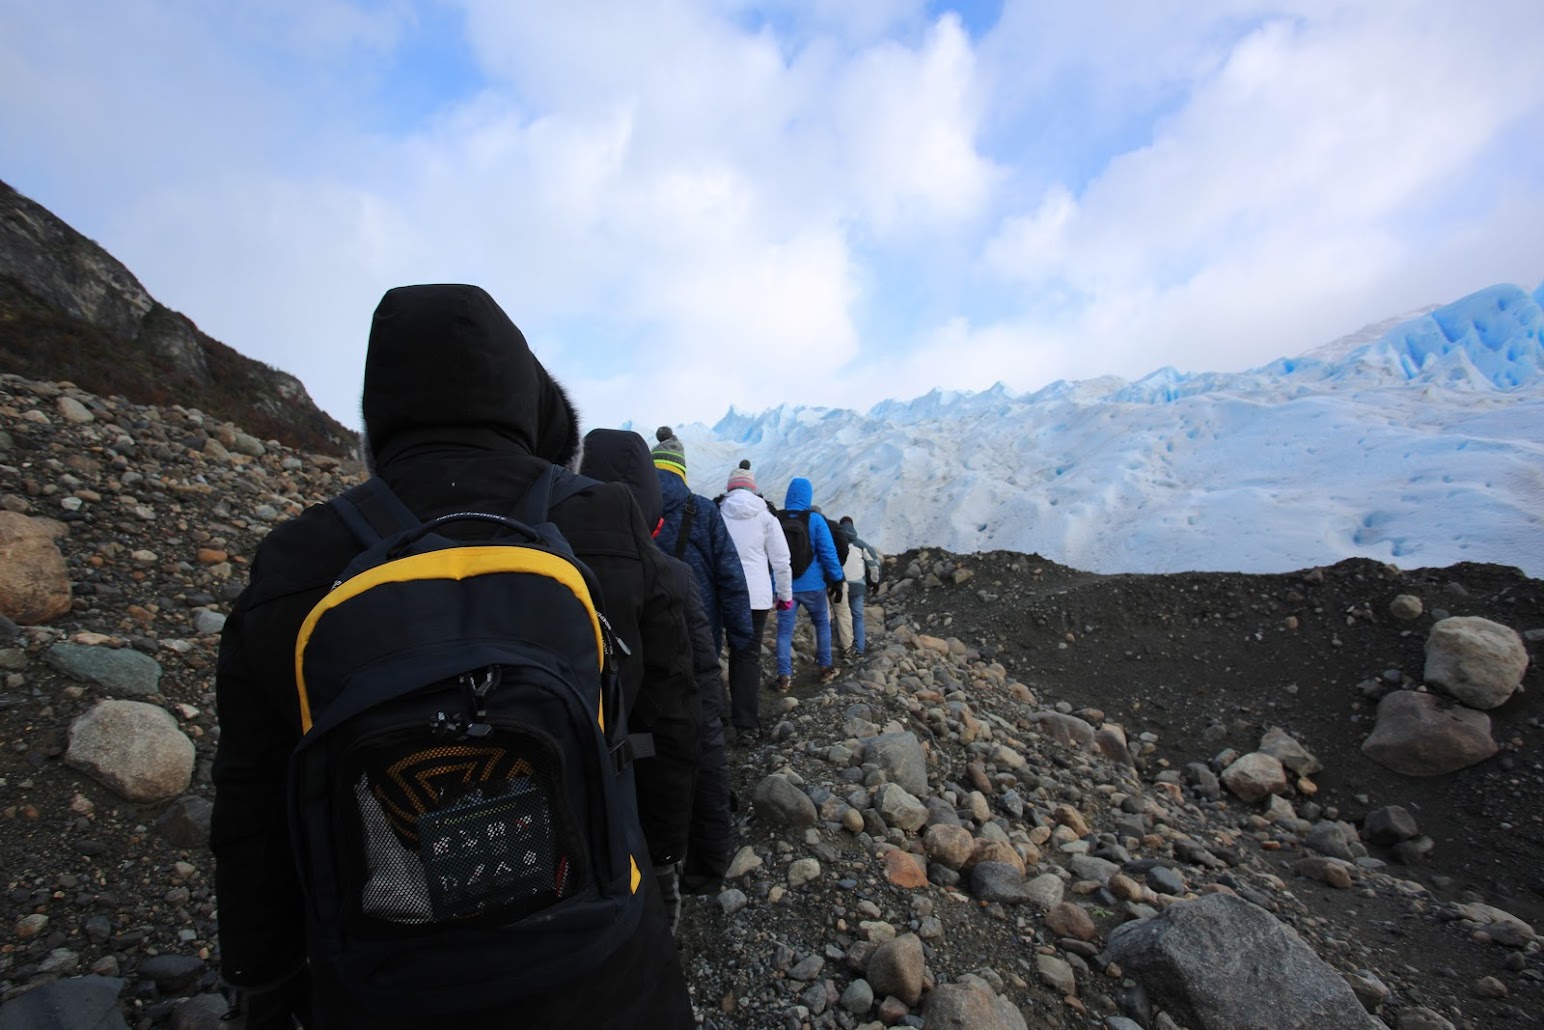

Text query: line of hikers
(211, 284), (882, 1028)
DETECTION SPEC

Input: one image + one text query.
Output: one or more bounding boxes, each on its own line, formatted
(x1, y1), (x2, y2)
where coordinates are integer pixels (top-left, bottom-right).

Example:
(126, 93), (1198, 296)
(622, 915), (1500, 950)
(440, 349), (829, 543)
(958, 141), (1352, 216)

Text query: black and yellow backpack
(288, 467), (649, 1018)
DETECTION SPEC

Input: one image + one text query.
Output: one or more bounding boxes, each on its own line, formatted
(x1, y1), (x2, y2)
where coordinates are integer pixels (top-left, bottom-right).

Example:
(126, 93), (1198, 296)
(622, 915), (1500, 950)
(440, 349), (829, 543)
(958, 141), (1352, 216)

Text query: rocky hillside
(0, 372), (1540, 1030)
(0, 182), (350, 456)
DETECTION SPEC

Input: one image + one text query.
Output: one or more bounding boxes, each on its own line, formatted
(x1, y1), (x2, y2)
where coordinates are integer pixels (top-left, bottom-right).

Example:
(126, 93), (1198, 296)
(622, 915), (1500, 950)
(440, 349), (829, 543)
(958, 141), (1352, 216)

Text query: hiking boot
(817, 665), (840, 685)
(773, 674), (792, 693)
(733, 726), (762, 747)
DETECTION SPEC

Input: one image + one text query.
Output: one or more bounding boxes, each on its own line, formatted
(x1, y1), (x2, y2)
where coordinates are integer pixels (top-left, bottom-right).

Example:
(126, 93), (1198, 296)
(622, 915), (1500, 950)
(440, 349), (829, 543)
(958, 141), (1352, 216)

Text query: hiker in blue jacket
(773, 476), (845, 690)
(651, 427), (754, 655)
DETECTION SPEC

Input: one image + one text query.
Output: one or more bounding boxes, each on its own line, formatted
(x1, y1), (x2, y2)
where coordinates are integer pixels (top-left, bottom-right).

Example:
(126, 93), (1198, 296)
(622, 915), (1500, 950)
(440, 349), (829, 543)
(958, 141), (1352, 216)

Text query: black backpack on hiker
(777, 509), (815, 578)
(822, 514), (850, 568)
(288, 467), (650, 1018)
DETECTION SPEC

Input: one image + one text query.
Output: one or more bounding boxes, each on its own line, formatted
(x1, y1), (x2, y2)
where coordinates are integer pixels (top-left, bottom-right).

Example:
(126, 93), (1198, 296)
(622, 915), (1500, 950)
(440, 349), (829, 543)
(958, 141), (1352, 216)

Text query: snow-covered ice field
(659, 282), (1544, 578)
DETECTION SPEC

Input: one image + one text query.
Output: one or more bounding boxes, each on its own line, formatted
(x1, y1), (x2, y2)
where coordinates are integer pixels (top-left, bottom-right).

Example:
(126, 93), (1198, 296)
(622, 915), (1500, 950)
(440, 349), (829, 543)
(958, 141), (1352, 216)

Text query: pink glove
(776, 599), (794, 611)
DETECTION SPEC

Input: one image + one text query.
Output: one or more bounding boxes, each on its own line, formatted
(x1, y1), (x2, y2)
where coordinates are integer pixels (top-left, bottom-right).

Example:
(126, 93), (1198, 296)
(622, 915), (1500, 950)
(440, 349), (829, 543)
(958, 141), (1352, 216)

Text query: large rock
(0, 512), (72, 624)
(874, 783), (929, 832)
(0, 975), (128, 1030)
(861, 732), (928, 796)
(971, 862), (1031, 904)
(1452, 902), (1537, 945)
(921, 974), (1028, 1030)
(46, 644), (162, 697)
(1361, 691), (1497, 776)
(922, 824), (975, 870)
(1259, 726), (1322, 775)
(866, 932), (925, 1007)
(1423, 617), (1528, 709)
(1026, 711), (1096, 750)
(169, 994), (229, 1030)
(750, 774), (817, 828)
(64, 701), (195, 803)
(1363, 806), (1419, 846)
(156, 795), (214, 850)
(1100, 894), (1384, 1029)
(1220, 752), (1288, 802)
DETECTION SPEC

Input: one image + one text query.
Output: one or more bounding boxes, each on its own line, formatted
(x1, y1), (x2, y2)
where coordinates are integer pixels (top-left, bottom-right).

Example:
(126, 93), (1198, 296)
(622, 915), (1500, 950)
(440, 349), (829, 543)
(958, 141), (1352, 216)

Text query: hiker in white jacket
(718, 460), (792, 742)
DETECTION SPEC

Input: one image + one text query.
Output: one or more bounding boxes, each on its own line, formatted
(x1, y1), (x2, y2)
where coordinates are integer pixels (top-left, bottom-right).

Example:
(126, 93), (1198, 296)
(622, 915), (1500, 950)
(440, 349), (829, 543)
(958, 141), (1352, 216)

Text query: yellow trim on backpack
(294, 547), (605, 734)
(629, 855), (641, 894)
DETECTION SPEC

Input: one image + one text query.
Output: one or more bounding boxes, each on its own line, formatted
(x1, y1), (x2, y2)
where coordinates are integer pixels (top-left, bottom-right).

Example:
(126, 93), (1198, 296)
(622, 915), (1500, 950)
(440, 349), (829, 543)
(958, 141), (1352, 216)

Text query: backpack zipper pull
(460, 666), (501, 738)
(597, 612), (631, 658)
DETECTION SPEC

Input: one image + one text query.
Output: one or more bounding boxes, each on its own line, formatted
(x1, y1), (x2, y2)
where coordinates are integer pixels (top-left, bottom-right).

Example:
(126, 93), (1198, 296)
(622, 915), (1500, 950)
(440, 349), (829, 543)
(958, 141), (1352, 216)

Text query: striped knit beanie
(726, 459), (756, 493)
(652, 426), (687, 479)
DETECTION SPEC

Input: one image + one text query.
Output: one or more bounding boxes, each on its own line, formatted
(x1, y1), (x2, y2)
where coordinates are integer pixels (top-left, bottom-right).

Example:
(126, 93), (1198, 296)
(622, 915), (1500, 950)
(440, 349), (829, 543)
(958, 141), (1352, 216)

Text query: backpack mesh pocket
(345, 731), (585, 927)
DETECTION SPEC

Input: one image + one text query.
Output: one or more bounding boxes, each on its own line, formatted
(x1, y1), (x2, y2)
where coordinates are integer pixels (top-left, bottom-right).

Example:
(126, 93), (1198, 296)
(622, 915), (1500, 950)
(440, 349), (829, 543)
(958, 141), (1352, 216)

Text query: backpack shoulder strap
(675, 495), (697, 560)
(523, 466), (600, 525)
(331, 478), (420, 547)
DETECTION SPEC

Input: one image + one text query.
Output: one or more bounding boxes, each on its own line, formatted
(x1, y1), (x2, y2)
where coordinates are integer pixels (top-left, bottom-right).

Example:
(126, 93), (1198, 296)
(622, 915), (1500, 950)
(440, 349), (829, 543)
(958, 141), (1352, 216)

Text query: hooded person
(834, 516), (883, 659)
(719, 460), (792, 740)
(581, 428), (736, 899)
(211, 285), (699, 1028)
(651, 427), (754, 655)
(773, 477), (845, 689)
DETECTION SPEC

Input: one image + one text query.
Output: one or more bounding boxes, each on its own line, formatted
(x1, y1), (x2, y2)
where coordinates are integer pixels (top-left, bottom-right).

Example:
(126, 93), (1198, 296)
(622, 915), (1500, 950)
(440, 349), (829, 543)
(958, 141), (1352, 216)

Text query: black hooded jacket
(211, 286), (698, 1025)
(582, 429), (735, 871)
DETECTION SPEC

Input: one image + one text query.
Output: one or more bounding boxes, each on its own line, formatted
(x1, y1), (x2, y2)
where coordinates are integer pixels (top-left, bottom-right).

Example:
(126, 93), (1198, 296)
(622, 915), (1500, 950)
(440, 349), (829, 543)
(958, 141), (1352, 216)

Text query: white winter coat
(719, 489), (793, 609)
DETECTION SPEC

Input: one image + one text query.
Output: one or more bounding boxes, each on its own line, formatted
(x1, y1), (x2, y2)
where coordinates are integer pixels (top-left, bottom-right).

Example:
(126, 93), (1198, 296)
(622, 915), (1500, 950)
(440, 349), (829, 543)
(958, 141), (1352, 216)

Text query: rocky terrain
(0, 181), (350, 456)
(0, 370), (1540, 1029)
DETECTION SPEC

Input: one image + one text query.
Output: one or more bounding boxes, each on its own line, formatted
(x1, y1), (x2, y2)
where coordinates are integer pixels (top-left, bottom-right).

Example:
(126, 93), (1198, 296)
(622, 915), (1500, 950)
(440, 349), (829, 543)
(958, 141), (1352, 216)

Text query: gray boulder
(47, 643), (162, 697)
(1424, 616), (1528, 709)
(1026, 711), (1096, 750)
(866, 932), (925, 1007)
(156, 795), (214, 850)
(1363, 806), (1419, 846)
(0, 976), (127, 1030)
(1220, 752), (1288, 802)
(751, 774), (817, 828)
(1361, 691), (1496, 776)
(1100, 893), (1384, 1029)
(971, 862), (1031, 904)
(922, 974), (1028, 1029)
(1259, 726), (1322, 776)
(874, 782), (928, 831)
(64, 700), (194, 802)
(861, 732), (928, 795)
(169, 994), (229, 1030)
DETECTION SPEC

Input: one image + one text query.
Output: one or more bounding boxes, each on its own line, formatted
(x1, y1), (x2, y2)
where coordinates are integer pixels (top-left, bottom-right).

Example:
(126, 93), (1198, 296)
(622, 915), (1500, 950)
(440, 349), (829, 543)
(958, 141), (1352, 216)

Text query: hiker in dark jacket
(581, 428), (735, 901)
(773, 476), (845, 690)
(651, 426), (754, 654)
(211, 285), (699, 1029)
(836, 516), (883, 658)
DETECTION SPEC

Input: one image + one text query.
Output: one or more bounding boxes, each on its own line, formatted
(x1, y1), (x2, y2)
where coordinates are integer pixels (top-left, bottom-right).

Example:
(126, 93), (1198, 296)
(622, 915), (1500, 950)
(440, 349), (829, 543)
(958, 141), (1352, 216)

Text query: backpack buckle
(429, 667), (502, 740)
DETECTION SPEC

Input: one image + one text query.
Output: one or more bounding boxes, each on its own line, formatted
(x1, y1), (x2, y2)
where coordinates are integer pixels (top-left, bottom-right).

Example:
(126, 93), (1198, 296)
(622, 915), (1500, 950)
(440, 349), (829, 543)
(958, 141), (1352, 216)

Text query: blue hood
(783, 477), (813, 511)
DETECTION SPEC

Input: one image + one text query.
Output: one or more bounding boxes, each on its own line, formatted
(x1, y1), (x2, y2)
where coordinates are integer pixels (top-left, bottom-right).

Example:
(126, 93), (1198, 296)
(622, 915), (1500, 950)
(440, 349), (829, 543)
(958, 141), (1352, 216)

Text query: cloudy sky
(3, 1), (1542, 431)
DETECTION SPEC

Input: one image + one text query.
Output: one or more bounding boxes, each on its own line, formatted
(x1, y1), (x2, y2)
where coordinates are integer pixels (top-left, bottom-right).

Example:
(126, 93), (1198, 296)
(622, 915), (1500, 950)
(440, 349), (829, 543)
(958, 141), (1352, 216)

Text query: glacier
(656, 281), (1544, 577)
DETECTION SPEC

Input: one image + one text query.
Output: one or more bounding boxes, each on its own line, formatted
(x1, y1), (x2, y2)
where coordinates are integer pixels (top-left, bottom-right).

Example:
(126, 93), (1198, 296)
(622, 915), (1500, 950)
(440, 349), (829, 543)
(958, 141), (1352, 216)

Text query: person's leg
(832, 583), (854, 651)
(682, 673), (733, 892)
(775, 603), (796, 678)
(729, 608), (768, 729)
(804, 590), (832, 669)
(849, 582), (866, 656)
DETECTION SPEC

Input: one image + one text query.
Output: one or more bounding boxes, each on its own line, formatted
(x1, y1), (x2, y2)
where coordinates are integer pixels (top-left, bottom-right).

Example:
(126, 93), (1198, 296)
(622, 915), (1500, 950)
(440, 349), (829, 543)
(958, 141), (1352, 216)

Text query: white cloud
(955, 0), (1544, 388)
(1, 0), (1541, 433)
